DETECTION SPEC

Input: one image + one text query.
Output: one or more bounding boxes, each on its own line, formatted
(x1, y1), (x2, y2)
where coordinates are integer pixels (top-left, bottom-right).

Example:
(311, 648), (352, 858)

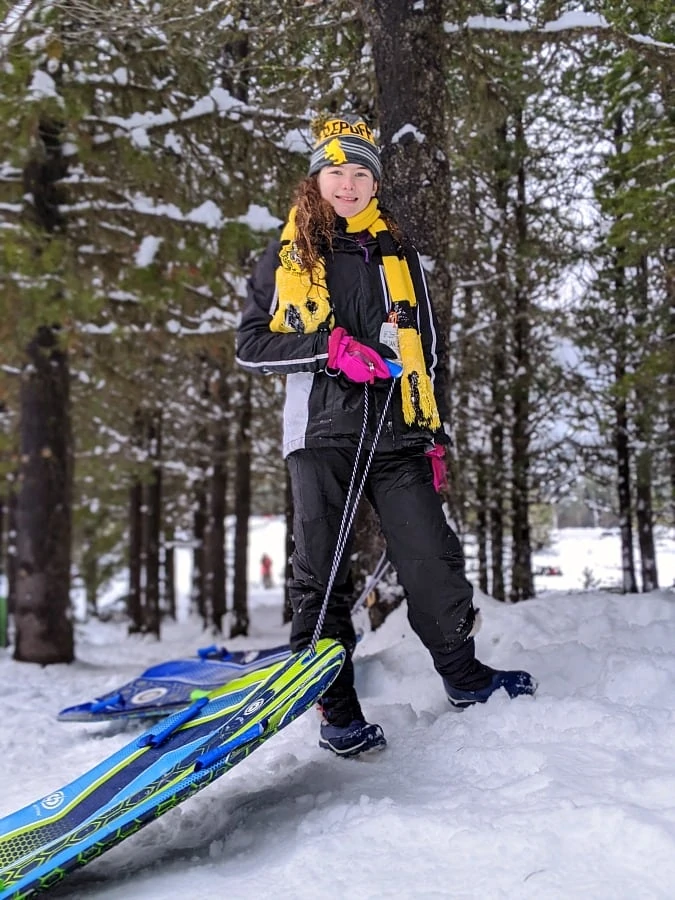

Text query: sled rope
(310, 380), (396, 653)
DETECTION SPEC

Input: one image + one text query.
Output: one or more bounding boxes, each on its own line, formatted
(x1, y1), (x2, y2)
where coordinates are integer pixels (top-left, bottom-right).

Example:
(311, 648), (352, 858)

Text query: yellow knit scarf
(270, 199), (440, 430)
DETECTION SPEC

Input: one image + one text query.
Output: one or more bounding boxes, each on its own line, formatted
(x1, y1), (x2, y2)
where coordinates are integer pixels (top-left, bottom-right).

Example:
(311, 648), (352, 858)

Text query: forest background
(0, 0), (673, 664)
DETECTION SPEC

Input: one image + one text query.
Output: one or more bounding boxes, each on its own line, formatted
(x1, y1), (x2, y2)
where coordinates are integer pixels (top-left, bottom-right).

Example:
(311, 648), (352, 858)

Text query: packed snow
(0, 521), (674, 899)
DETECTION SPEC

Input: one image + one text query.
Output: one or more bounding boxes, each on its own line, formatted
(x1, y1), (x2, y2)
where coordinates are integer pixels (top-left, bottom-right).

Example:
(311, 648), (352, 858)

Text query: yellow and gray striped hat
(308, 115), (381, 181)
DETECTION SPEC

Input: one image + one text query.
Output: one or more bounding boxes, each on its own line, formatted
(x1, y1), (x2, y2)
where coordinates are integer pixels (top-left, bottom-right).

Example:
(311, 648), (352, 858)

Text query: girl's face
(317, 164), (378, 218)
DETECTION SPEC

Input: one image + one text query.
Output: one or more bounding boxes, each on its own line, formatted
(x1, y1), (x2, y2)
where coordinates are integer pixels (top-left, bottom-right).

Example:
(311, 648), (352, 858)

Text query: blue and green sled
(0, 639), (344, 900)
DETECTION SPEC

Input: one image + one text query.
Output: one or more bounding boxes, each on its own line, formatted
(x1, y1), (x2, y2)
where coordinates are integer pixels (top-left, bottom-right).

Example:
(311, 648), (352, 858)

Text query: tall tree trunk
(489, 355), (506, 603)
(207, 373), (228, 633)
(509, 109), (534, 603)
(489, 118), (510, 604)
(633, 255), (658, 591)
(231, 376), (252, 638)
(192, 483), (207, 625)
(81, 525), (98, 620)
(635, 447), (658, 591)
(128, 475), (143, 632)
(667, 268), (675, 527)
(615, 386), (638, 593)
(143, 414), (162, 638)
(208, 429), (227, 633)
(611, 116), (638, 594)
(451, 275), (477, 539)
(164, 540), (176, 620)
(475, 455), (489, 595)
(15, 326), (74, 663)
(14, 102), (73, 664)
(7, 489), (17, 626)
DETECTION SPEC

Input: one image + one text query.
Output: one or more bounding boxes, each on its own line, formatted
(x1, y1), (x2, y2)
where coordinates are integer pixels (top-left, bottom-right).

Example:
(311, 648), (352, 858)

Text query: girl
(236, 115), (535, 757)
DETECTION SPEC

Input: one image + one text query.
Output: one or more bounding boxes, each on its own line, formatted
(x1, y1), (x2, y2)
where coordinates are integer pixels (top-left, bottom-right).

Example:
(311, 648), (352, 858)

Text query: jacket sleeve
(406, 246), (451, 438)
(235, 239), (330, 375)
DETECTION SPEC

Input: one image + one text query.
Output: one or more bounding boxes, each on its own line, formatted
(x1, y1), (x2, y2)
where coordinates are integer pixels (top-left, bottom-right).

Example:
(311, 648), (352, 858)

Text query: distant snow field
(88, 522), (675, 623)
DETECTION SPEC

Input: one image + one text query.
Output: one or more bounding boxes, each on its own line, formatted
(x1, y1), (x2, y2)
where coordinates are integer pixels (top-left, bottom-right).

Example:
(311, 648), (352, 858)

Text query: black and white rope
(310, 379), (397, 654)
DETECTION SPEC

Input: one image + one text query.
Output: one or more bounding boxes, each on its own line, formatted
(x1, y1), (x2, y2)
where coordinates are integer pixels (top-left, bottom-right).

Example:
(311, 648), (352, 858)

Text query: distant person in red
(260, 553), (273, 589)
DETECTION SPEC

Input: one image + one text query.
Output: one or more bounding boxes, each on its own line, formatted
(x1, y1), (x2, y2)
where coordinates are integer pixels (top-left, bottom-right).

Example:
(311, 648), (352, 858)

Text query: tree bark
(14, 97), (73, 664)
(207, 372), (228, 633)
(192, 484), (207, 625)
(231, 376), (252, 638)
(15, 326), (74, 663)
(7, 490), (17, 625)
(633, 255), (658, 591)
(509, 108), (534, 602)
(127, 474), (143, 632)
(164, 540), (176, 620)
(207, 439), (227, 633)
(489, 353), (507, 603)
(489, 116), (511, 604)
(143, 414), (162, 638)
(475, 455), (489, 595)
(611, 116), (638, 594)
(615, 386), (638, 593)
(667, 267), (675, 527)
(81, 526), (98, 620)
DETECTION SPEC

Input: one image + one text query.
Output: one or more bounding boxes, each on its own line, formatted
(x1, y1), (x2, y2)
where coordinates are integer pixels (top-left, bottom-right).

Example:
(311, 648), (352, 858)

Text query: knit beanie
(308, 115), (382, 181)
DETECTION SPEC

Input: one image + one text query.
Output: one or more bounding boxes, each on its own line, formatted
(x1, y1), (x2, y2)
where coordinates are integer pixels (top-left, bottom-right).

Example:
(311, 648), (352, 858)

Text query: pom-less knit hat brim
(308, 116), (381, 181)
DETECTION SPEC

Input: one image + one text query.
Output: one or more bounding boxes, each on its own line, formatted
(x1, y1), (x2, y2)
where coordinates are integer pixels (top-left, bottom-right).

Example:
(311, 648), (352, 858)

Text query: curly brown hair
(292, 176), (404, 273)
(293, 177), (336, 273)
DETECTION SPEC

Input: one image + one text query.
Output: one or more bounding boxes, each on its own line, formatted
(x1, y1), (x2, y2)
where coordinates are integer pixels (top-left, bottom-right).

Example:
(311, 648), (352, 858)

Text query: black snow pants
(286, 446), (483, 726)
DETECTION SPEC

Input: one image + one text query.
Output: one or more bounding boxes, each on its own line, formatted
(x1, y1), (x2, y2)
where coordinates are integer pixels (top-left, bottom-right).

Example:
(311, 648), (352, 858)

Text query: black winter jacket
(235, 223), (449, 457)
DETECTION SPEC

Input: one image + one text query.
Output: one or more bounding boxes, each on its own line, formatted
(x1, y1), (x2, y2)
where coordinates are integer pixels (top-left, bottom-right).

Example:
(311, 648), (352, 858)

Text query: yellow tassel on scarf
(397, 327), (440, 429)
(362, 214), (440, 431)
(271, 199), (440, 431)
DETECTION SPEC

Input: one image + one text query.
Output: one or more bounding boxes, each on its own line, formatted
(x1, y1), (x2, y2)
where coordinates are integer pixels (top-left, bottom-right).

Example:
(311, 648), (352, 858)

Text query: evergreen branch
(445, 15), (675, 59)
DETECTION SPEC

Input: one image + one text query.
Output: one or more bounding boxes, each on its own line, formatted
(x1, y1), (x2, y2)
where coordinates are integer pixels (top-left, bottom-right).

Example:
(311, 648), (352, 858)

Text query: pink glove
(426, 444), (448, 493)
(326, 327), (391, 384)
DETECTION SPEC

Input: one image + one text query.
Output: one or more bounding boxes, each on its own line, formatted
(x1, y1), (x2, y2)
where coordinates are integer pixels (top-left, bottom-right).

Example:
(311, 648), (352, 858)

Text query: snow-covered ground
(0, 523), (674, 899)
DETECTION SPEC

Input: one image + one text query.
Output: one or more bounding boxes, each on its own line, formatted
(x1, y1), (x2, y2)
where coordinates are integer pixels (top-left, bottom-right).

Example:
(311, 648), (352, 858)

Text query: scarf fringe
(398, 328), (441, 430)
